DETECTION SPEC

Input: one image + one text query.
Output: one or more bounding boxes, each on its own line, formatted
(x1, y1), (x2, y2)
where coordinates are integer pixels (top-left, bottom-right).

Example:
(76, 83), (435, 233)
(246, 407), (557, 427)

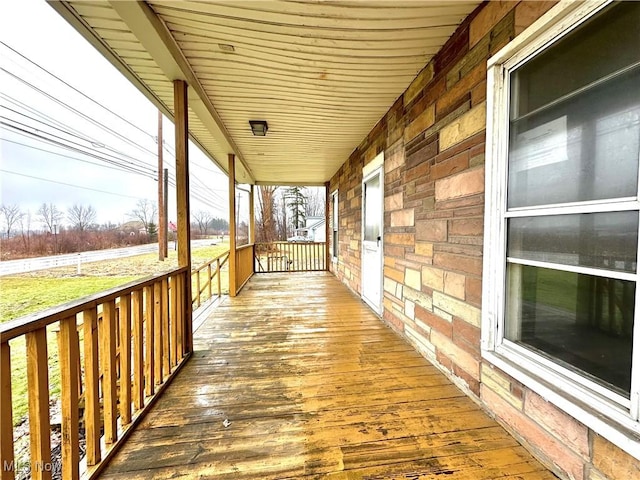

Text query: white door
(362, 166), (383, 314)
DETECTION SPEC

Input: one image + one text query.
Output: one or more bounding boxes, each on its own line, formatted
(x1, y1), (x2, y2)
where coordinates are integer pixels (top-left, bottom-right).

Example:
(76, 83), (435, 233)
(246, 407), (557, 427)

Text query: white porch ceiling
(50, 0), (481, 185)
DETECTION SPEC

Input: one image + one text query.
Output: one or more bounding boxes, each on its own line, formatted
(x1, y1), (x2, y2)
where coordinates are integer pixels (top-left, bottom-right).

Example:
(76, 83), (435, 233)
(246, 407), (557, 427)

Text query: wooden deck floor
(100, 272), (556, 480)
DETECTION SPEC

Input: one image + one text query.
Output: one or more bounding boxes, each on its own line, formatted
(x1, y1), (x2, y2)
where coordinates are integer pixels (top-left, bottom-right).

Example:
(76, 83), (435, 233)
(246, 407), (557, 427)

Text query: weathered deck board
(99, 272), (556, 480)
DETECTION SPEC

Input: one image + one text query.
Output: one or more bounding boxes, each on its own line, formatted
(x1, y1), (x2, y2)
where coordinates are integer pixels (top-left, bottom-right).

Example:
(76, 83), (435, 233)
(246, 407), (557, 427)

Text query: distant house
(291, 216), (325, 242)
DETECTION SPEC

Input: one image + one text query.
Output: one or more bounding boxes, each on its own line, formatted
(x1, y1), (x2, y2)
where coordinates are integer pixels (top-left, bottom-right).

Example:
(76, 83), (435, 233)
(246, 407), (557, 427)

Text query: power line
(0, 168), (150, 200)
(1, 122), (157, 178)
(1, 67), (158, 159)
(1, 138), (156, 177)
(1, 103), (159, 170)
(1, 41), (158, 143)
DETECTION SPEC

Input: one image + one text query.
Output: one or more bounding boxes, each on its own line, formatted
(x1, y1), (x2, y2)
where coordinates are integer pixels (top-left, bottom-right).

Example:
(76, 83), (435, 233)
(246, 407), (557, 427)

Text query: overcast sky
(0, 0), (229, 227)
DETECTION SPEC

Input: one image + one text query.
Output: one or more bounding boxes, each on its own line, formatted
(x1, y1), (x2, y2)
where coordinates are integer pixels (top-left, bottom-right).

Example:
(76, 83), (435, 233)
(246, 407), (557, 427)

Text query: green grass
(0, 276), (139, 323)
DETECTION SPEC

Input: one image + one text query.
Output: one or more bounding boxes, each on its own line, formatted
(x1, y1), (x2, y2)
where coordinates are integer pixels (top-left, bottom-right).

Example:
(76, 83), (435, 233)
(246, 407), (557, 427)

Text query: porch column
(174, 79), (192, 353)
(228, 153), (237, 297)
(325, 181), (330, 270)
(249, 184), (255, 245)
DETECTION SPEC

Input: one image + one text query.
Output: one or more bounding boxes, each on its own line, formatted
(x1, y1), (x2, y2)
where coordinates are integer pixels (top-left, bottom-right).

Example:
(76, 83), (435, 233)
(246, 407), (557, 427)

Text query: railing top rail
(192, 249), (230, 272)
(256, 241), (325, 244)
(1, 266), (188, 343)
(236, 243), (254, 252)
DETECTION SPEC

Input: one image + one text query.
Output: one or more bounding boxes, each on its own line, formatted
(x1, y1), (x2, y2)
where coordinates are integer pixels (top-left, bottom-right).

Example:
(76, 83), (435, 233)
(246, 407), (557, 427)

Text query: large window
(484, 0), (640, 454)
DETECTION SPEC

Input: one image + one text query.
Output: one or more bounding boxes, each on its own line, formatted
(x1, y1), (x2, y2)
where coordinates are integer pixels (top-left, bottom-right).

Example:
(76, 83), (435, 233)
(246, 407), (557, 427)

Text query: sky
(0, 0), (230, 228)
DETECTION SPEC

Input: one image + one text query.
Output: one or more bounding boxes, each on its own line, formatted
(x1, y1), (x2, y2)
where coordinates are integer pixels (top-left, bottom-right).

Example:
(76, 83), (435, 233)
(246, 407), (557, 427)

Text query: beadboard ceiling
(50, 1), (481, 185)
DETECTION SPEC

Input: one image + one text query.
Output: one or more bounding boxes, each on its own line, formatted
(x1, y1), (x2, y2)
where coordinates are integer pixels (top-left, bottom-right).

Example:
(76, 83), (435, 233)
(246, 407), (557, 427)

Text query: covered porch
(99, 272), (553, 480)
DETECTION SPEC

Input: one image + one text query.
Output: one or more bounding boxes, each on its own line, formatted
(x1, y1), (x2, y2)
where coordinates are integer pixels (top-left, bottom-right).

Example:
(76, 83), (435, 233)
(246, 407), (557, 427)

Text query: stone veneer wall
(328, 1), (640, 479)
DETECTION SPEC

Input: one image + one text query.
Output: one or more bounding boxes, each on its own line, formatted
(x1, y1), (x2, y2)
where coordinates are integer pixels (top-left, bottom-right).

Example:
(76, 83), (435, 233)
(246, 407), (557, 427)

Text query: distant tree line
(0, 199), (171, 260)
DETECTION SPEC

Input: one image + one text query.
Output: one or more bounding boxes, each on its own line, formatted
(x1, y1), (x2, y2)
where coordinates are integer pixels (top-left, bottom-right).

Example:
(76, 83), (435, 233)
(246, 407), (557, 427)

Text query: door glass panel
(364, 174), (380, 242)
(506, 264), (634, 396)
(507, 212), (638, 273)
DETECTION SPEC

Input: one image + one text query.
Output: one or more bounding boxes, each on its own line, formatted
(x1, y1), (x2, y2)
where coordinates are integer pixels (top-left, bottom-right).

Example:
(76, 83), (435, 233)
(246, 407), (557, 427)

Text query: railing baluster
(217, 258), (222, 297)
(1, 341), (15, 480)
(177, 274), (184, 359)
(132, 290), (144, 410)
(196, 269), (201, 308)
(170, 276), (178, 368)
(83, 307), (100, 465)
(162, 278), (170, 379)
(154, 281), (163, 384)
(207, 263), (212, 300)
(144, 285), (154, 396)
(26, 328), (51, 480)
(59, 315), (80, 480)
(119, 294), (132, 425)
(101, 300), (118, 445)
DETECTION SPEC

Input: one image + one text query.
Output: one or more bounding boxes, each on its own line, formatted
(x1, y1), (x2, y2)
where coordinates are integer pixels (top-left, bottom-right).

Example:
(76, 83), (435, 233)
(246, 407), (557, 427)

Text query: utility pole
(163, 168), (169, 258)
(157, 110), (166, 261)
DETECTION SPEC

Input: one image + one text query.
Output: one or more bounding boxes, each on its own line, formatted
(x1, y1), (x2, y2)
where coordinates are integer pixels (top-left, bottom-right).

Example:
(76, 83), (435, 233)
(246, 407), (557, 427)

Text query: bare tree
(68, 204), (97, 231)
(305, 187), (326, 217)
(256, 186), (278, 243)
(128, 199), (157, 234)
(37, 202), (63, 233)
(193, 210), (213, 236)
(0, 204), (24, 238)
(19, 209), (32, 252)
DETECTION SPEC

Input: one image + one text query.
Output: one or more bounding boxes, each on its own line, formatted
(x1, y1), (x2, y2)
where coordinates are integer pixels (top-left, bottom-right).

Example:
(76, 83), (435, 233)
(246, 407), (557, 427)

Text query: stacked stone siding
(328, 1), (640, 479)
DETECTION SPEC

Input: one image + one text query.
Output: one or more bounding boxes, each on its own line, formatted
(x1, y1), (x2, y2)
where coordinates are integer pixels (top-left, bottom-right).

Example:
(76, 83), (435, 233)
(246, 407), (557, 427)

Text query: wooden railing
(191, 250), (230, 308)
(0, 268), (190, 480)
(234, 244), (254, 294)
(255, 242), (327, 273)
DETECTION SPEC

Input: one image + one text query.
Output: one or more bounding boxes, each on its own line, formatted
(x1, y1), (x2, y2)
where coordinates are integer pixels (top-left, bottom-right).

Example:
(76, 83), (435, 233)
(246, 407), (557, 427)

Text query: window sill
(482, 349), (640, 460)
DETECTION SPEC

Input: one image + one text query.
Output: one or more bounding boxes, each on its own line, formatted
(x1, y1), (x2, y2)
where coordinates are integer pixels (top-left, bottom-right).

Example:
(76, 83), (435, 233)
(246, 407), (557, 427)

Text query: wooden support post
(174, 79), (192, 354)
(249, 184), (255, 245)
(131, 290), (144, 410)
(101, 301), (118, 445)
(119, 294), (132, 425)
(207, 263), (212, 300)
(1, 341), (15, 480)
(59, 316), (80, 480)
(325, 181), (330, 270)
(82, 308), (100, 465)
(26, 329), (51, 480)
(228, 153), (237, 297)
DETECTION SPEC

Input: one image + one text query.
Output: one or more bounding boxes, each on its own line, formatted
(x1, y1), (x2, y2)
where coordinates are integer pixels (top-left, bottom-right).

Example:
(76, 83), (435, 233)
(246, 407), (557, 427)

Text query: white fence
(0, 240), (217, 276)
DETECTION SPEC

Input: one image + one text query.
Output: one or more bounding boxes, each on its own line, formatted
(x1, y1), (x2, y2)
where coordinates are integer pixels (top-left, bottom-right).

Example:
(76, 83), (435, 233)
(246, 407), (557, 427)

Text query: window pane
(364, 175), (380, 242)
(235, 187), (250, 246)
(507, 70), (640, 208)
(510, 2), (640, 118)
(506, 264), (634, 395)
(507, 212), (638, 273)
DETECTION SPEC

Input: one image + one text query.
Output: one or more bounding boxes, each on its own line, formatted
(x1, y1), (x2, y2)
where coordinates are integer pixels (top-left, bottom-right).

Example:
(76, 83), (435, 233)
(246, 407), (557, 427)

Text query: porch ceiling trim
(49, 1), (482, 186)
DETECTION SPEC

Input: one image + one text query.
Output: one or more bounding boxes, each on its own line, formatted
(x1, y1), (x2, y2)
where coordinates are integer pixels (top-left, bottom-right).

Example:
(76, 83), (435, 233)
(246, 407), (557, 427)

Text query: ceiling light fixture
(218, 44), (235, 52)
(249, 120), (268, 136)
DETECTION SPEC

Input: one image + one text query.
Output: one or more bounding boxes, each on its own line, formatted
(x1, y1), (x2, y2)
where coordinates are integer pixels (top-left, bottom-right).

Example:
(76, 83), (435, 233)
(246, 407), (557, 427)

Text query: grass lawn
(1, 241), (230, 426)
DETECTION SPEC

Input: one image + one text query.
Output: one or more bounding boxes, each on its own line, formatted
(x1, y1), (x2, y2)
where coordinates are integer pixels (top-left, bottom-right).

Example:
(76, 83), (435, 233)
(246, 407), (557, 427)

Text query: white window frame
(331, 189), (339, 262)
(482, 0), (640, 459)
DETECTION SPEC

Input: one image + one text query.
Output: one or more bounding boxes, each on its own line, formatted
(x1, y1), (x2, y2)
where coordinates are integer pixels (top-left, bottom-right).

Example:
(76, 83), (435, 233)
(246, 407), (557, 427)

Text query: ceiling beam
(108, 0), (254, 183)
